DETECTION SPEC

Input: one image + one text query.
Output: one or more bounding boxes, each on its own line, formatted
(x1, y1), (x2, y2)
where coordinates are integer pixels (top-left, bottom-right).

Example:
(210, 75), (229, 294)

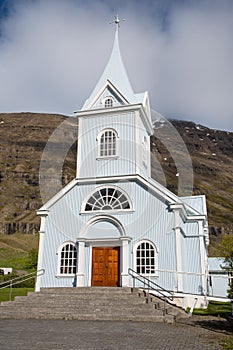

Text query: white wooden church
(36, 23), (209, 309)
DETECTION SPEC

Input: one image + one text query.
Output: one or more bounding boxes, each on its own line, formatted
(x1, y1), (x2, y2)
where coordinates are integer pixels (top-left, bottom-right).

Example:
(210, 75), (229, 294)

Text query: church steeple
(81, 24), (136, 110)
(75, 19), (153, 181)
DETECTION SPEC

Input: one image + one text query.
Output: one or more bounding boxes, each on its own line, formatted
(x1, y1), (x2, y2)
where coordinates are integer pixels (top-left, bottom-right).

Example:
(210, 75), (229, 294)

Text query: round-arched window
(98, 128), (117, 158)
(104, 97), (114, 108)
(135, 241), (158, 275)
(58, 242), (77, 275)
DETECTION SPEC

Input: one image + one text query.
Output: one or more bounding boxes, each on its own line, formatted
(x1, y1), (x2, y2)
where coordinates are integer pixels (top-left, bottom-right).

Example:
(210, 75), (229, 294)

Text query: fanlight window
(85, 187), (131, 211)
(59, 243), (77, 274)
(135, 241), (157, 275)
(99, 129), (117, 157)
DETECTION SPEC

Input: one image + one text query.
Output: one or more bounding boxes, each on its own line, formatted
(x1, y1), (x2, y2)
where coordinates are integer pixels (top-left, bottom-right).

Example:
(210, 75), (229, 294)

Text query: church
(35, 21), (209, 310)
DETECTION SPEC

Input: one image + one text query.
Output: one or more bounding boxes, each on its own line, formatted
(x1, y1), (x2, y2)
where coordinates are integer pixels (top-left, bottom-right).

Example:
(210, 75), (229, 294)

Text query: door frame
(76, 236), (131, 287)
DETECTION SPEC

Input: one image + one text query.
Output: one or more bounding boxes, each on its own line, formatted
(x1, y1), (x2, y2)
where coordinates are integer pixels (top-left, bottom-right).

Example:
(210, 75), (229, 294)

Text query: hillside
(0, 112), (232, 255)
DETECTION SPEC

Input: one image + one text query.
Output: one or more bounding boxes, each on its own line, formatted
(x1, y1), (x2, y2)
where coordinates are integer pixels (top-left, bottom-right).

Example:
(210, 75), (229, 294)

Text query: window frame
(142, 136), (148, 168)
(104, 96), (114, 108)
(81, 185), (133, 213)
(56, 241), (78, 277)
(97, 128), (118, 159)
(134, 240), (158, 277)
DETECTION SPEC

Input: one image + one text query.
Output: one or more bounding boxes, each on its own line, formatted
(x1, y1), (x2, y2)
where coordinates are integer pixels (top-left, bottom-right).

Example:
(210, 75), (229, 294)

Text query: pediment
(85, 80), (130, 110)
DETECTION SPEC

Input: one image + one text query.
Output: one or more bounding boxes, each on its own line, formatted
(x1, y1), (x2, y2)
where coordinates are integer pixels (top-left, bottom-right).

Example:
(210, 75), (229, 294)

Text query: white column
(76, 240), (85, 287)
(35, 215), (46, 292)
(198, 221), (208, 299)
(121, 237), (131, 287)
(173, 209), (183, 292)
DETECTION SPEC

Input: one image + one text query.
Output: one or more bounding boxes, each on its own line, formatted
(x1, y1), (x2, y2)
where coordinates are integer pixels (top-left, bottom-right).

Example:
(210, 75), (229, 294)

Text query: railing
(0, 269), (45, 301)
(128, 268), (174, 301)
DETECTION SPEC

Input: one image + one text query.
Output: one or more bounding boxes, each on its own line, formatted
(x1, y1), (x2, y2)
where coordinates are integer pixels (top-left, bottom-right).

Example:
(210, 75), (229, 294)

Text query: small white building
(0, 268), (12, 275)
(36, 24), (209, 310)
(208, 258), (230, 299)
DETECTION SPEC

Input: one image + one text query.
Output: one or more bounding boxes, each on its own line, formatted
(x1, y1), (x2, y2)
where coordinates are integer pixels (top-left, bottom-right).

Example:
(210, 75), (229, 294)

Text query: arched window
(104, 97), (113, 108)
(58, 242), (77, 275)
(99, 129), (117, 158)
(135, 241), (158, 275)
(84, 186), (131, 212)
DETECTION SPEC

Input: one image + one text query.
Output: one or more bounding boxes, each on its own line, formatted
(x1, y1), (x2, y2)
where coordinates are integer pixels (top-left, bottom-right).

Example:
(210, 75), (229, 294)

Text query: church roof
(81, 28), (137, 110)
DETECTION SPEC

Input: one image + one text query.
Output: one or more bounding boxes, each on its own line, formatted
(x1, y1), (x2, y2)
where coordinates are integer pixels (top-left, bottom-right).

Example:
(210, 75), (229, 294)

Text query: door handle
(105, 264), (108, 268)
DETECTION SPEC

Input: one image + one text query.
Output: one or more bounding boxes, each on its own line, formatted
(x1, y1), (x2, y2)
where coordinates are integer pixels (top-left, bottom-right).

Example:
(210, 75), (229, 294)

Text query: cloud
(0, 0), (232, 131)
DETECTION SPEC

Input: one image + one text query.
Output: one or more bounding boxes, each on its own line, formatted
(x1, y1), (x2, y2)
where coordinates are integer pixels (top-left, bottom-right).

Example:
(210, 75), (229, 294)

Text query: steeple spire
(81, 18), (136, 110)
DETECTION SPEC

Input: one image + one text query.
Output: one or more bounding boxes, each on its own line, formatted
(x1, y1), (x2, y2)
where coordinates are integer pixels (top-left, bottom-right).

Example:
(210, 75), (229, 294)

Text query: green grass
(223, 337), (233, 350)
(0, 287), (34, 302)
(0, 247), (29, 270)
(0, 233), (39, 271)
(193, 301), (232, 318)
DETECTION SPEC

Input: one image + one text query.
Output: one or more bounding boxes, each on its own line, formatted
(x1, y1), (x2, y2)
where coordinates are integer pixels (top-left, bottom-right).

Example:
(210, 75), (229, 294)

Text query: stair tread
(0, 287), (187, 322)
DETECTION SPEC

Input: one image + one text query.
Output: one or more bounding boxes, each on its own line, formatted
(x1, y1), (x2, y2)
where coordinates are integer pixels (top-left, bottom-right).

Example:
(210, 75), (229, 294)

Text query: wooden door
(91, 247), (119, 287)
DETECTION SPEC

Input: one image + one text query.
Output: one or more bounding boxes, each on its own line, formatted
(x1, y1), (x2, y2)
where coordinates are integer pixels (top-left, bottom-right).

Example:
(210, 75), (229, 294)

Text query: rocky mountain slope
(0, 112), (232, 254)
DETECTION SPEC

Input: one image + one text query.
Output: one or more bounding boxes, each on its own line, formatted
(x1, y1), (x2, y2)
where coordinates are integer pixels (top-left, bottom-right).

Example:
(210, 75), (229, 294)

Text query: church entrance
(91, 247), (120, 287)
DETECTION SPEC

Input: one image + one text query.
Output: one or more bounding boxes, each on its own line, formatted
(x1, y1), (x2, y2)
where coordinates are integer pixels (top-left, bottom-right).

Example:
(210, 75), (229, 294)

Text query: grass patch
(0, 233), (39, 271)
(193, 301), (232, 318)
(0, 287), (34, 302)
(223, 337), (233, 350)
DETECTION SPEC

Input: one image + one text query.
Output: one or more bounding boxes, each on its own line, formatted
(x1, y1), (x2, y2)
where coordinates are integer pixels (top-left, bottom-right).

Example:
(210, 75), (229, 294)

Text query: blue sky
(0, 0), (232, 131)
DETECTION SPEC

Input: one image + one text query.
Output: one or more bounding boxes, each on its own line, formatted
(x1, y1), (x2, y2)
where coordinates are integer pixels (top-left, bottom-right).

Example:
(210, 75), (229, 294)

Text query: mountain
(0, 112), (232, 255)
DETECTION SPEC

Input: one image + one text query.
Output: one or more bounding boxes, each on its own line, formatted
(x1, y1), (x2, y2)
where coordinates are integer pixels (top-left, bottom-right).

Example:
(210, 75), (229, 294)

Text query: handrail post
(163, 297), (166, 319)
(9, 281), (12, 301)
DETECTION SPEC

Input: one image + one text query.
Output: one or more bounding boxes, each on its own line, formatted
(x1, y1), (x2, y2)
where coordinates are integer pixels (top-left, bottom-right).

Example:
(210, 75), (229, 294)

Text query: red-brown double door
(91, 247), (120, 287)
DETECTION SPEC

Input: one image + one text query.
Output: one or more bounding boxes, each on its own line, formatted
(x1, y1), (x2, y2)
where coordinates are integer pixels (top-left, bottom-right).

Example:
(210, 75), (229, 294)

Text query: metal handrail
(0, 269), (45, 301)
(128, 268), (174, 301)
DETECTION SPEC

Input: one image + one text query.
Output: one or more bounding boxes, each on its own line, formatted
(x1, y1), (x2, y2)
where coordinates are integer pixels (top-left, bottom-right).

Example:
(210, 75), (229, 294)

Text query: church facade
(36, 27), (209, 309)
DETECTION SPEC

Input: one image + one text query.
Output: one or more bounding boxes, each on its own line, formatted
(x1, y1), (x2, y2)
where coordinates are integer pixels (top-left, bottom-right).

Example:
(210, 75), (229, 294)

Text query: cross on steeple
(110, 14), (125, 31)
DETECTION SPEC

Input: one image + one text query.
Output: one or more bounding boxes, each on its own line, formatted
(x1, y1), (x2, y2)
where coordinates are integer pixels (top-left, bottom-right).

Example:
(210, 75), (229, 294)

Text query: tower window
(84, 186), (131, 212)
(104, 97), (114, 108)
(135, 241), (158, 275)
(142, 136), (148, 167)
(99, 129), (117, 158)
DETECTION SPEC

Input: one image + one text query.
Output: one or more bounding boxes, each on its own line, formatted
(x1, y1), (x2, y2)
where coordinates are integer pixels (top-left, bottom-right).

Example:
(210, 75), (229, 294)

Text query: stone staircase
(0, 287), (188, 323)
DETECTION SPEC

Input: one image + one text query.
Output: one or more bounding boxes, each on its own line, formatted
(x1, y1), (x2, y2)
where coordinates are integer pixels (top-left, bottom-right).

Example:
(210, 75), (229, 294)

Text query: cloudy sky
(0, 0), (232, 131)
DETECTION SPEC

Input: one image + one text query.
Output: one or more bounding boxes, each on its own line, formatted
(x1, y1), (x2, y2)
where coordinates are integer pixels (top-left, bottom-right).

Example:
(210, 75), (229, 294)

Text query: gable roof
(81, 29), (137, 110)
(37, 174), (207, 222)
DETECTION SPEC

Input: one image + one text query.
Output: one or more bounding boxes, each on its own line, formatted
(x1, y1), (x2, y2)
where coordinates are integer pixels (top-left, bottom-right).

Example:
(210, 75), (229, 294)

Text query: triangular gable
(84, 80), (129, 110)
(37, 174), (207, 222)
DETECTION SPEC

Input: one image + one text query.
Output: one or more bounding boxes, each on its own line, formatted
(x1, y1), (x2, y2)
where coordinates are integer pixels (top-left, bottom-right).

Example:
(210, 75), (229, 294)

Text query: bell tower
(75, 20), (153, 181)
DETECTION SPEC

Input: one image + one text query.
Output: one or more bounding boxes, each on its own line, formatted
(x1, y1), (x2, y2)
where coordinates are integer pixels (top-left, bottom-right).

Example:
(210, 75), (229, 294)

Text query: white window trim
(133, 239), (158, 278)
(56, 241), (78, 277)
(104, 96), (114, 108)
(142, 136), (148, 168)
(81, 185), (133, 213)
(97, 128), (119, 159)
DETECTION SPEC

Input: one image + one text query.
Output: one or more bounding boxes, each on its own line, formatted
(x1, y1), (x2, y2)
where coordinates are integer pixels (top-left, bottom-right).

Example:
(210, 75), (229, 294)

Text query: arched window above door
(83, 186), (132, 212)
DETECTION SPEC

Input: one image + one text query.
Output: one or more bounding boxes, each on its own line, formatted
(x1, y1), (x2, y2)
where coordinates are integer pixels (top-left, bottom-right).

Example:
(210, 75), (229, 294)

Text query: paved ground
(0, 318), (230, 350)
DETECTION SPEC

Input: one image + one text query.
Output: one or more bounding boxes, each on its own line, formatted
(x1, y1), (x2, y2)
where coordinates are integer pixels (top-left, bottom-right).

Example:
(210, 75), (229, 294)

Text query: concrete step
(0, 309), (169, 322)
(0, 287), (186, 322)
(39, 287), (133, 294)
